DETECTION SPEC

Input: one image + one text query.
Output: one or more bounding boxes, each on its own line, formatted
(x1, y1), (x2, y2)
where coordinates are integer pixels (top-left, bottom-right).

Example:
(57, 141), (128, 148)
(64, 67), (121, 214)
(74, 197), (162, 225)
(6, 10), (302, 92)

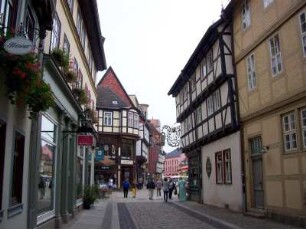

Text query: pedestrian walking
(156, 178), (162, 196)
(162, 177), (170, 202)
(132, 183), (137, 198)
(38, 176), (46, 199)
(168, 178), (176, 200)
(178, 177), (187, 201)
(146, 178), (155, 200)
(123, 178), (130, 198)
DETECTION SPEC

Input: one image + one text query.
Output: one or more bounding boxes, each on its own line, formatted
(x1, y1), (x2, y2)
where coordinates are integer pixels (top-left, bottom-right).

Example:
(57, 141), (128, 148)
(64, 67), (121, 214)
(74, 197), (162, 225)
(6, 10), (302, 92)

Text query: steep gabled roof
(96, 67), (136, 109)
(165, 148), (182, 158)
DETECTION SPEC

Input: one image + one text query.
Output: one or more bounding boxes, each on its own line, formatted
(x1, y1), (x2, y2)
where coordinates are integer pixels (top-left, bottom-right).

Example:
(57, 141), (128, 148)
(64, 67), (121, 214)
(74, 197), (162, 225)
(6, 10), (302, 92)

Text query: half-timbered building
(168, 2), (243, 211)
(96, 67), (140, 188)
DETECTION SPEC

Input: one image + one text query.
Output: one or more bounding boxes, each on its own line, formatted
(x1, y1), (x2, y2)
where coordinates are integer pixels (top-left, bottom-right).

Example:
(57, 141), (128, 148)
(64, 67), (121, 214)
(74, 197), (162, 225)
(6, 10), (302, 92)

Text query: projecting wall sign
(4, 37), (33, 55)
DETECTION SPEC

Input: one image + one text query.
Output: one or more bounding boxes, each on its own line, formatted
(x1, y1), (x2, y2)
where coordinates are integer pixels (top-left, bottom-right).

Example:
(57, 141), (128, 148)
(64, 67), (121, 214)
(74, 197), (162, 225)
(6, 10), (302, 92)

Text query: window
(282, 113), (297, 151)
(76, 9), (86, 49)
(269, 34), (282, 76)
(299, 12), (306, 56)
(10, 131), (25, 206)
(207, 51), (213, 73)
(0, 120), (6, 209)
(63, 34), (70, 56)
(50, 13), (61, 50)
(207, 90), (221, 116)
(301, 109), (306, 147)
(196, 106), (202, 124)
(242, 0), (251, 30)
(133, 114), (139, 128)
(247, 54), (256, 90)
(215, 149), (232, 184)
(263, 0), (273, 8)
(67, 0), (74, 13)
(38, 115), (56, 215)
(215, 152), (223, 184)
(191, 74), (196, 90)
(4, 0), (19, 29)
(103, 112), (112, 126)
(202, 58), (207, 77)
(250, 136), (262, 155)
(121, 139), (133, 159)
(25, 7), (35, 41)
(223, 150), (232, 184)
(128, 112), (133, 127)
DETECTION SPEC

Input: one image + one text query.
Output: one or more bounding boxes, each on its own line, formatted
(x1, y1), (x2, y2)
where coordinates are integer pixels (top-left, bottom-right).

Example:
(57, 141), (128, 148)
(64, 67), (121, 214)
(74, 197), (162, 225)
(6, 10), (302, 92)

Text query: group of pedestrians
(122, 177), (187, 202)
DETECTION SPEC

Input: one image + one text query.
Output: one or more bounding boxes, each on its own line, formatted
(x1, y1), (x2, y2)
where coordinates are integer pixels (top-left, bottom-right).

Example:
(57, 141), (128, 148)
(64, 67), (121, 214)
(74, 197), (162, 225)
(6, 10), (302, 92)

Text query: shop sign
(77, 135), (93, 145)
(121, 159), (133, 165)
(96, 149), (104, 161)
(4, 37), (33, 55)
(100, 166), (110, 170)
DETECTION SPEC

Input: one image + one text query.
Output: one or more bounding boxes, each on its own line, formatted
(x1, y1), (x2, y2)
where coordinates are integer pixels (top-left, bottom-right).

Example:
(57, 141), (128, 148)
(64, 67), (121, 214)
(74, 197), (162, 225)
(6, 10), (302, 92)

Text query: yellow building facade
(233, 0), (306, 225)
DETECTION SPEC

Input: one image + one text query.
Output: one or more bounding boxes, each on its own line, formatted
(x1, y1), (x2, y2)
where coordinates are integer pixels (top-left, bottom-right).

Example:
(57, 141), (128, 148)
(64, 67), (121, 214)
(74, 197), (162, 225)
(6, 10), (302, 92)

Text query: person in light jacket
(162, 177), (170, 202)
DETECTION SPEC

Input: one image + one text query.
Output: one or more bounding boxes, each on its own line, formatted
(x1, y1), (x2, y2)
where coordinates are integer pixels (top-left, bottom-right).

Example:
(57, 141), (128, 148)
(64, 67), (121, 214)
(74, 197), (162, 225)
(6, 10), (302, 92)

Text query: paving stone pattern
(61, 189), (302, 229)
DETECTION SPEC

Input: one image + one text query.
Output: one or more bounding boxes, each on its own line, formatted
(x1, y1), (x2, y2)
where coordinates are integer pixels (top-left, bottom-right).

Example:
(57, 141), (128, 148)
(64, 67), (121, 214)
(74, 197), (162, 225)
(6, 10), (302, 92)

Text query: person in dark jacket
(147, 178), (155, 200)
(122, 178), (130, 198)
(168, 178), (176, 200)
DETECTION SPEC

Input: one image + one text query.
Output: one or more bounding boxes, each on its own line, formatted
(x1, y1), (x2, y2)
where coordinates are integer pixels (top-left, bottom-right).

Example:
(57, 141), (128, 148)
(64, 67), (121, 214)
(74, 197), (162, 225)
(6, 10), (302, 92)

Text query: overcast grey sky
(97, 0), (228, 153)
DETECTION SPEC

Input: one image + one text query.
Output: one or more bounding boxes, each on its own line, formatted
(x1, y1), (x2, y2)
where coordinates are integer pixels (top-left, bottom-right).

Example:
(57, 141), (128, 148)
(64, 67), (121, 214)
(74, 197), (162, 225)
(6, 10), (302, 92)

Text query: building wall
(164, 153), (186, 177)
(201, 132), (243, 212)
(0, 78), (31, 229)
(233, 0), (306, 221)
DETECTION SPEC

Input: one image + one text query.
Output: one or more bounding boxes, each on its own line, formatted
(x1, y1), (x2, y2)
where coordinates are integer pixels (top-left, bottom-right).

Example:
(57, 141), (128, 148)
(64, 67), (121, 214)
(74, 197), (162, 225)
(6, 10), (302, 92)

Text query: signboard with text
(77, 135), (93, 146)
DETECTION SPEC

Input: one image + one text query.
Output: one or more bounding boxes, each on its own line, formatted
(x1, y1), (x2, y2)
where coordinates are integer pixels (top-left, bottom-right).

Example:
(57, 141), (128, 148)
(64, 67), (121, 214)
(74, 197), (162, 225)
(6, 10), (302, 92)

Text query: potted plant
(87, 108), (98, 124)
(64, 70), (77, 83)
(72, 88), (88, 105)
(51, 48), (69, 70)
(83, 185), (99, 209)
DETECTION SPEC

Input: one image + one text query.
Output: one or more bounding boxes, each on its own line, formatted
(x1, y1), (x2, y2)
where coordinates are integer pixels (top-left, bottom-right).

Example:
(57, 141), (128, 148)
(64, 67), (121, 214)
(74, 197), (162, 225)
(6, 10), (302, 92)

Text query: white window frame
(128, 112), (133, 127)
(247, 53), (256, 90)
(263, 0), (273, 8)
(133, 114), (139, 128)
(207, 51), (213, 73)
(202, 58), (207, 77)
(282, 113), (297, 151)
(67, 0), (74, 13)
(301, 109), (306, 148)
(216, 152), (223, 184)
(223, 150), (232, 184)
(50, 13), (61, 50)
(242, 0), (251, 30)
(269, 34), (282, 76)
(103, 111), (112, 126)
(299, 12), (306, 57)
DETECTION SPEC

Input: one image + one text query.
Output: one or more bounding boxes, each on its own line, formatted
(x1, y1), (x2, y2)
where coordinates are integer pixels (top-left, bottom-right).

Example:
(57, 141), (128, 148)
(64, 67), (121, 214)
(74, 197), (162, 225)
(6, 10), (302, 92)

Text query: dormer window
(112, 100), (118, 105)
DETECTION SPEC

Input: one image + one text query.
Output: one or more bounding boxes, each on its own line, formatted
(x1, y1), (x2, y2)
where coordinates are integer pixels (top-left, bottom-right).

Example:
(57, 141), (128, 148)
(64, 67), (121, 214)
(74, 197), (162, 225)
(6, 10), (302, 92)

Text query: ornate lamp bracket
(161, 124), (181, 147)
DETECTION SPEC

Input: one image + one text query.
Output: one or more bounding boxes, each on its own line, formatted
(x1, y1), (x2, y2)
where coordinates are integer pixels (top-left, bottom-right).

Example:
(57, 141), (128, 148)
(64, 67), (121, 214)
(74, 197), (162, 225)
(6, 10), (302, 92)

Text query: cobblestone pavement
(62, 189), (302, 229)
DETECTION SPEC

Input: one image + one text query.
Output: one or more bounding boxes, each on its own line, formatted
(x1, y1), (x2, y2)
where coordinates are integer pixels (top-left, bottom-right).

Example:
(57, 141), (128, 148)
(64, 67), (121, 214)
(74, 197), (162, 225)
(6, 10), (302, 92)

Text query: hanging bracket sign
(3, 37), (33, 55)
(77, 135), (93, 146)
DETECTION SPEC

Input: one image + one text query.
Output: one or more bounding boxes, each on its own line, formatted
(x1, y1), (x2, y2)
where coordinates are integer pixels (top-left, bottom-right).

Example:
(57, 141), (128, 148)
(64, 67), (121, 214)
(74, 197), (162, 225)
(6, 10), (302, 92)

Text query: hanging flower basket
(87, 108), (98, 124)
(72, 88), (88, 105)
(51, 48), (69, 70)
(64, 70), (77, 83)
(0, 29), (55, 119)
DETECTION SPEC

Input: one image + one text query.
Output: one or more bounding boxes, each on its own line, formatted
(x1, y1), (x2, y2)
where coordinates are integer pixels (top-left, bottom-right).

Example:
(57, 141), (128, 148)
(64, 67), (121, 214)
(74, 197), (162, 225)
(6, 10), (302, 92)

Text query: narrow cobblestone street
(62, 189), (301, 229)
